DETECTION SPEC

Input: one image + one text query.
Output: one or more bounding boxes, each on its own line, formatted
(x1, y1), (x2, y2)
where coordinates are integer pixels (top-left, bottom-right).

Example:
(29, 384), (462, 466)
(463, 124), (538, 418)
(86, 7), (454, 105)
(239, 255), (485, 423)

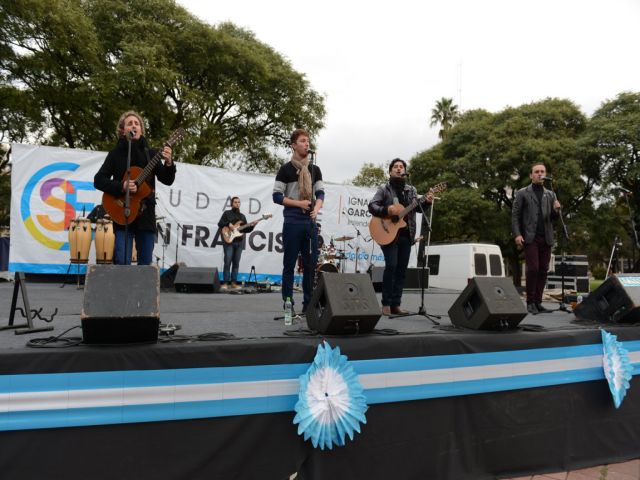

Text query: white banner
(10, 144), (419, 281)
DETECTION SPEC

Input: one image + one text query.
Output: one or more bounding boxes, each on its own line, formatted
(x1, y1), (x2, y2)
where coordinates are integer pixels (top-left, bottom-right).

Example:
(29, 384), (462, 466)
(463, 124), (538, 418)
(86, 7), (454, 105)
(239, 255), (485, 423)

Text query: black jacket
(512, 183), (559, 246)
(94, 137), (176, 232)
(368, 181), (428, 240)
(217, 209), (254, 243)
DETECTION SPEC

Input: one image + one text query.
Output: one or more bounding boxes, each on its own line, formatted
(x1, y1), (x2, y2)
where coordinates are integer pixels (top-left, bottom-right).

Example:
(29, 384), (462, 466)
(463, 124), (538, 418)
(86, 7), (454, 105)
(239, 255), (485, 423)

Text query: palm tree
(430, 97), (460, 141)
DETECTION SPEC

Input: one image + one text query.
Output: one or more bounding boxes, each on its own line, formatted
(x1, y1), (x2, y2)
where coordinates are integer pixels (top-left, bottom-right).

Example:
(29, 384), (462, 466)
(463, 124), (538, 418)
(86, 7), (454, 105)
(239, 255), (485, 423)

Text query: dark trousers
(222, 242), (243, 283)
(282, 222), (318, 307)
(114, 229), (155, 265)
(524, 235), (552, 304)
(380, 235), (412, 307)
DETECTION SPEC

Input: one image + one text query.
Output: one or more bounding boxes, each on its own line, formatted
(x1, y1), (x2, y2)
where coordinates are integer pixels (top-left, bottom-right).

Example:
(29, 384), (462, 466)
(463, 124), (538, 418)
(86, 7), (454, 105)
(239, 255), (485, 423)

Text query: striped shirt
(273, 161), (325, 224)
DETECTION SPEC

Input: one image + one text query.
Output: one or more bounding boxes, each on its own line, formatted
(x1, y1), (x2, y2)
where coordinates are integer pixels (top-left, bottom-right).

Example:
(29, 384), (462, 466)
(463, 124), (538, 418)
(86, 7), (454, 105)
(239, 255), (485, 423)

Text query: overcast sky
(177, 0), (640, 184)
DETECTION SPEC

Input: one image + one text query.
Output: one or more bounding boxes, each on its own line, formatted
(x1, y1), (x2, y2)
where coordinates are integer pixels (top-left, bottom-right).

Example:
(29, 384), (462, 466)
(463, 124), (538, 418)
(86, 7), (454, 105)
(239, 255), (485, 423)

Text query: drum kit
(314, 235), (354, 277)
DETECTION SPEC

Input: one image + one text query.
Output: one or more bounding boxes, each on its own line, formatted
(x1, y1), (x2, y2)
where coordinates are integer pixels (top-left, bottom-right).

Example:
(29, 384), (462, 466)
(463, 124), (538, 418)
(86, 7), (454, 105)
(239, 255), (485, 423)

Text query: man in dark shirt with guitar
(94, 111), (177, 265)
(368, 158), (433, 316)
(217, 197), (255, 290)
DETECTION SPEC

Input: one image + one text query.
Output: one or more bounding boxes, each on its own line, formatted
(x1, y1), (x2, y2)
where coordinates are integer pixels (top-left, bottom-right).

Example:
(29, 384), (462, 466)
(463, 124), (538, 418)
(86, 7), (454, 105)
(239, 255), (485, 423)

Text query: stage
(0, 279), (639, 480)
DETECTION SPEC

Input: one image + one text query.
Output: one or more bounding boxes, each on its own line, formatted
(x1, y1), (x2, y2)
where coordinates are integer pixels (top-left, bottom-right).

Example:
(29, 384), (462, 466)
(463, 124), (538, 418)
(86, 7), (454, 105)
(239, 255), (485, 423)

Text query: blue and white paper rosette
(601, 329), (633, 408)
(293, 342), (368, 450)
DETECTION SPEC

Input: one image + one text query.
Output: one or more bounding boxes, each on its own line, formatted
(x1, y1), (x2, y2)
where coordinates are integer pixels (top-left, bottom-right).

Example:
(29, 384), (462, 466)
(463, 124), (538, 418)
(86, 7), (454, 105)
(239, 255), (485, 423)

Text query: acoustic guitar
(102, 128), (186, 225)
(221, 213), (273, 244)
(369, 182), (447, 246)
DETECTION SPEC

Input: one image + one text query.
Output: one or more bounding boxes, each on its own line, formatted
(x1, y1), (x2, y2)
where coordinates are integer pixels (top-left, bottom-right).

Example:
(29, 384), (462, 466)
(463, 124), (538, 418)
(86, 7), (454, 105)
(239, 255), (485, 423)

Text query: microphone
(128, 129), (136, 139)
(400, 172), (410, 177)
(307, 149), (315, 155)
(541, 176), (553, 181)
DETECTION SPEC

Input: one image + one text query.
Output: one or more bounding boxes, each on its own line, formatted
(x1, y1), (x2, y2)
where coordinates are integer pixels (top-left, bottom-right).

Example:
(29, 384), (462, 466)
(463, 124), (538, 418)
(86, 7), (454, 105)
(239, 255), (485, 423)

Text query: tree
(413, 98), (594, 285)
(0, 144), (9, 226)
(351, 162), (387, 187)
(429, 97), (460, 141)
(0, 0), (326, 173)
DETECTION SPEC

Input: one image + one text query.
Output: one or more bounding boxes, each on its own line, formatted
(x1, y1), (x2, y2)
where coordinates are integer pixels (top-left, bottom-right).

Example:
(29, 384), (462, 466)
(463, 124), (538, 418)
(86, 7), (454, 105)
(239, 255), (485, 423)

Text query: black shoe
(536, 303), (551, 313)
(526, 303), (539, 315)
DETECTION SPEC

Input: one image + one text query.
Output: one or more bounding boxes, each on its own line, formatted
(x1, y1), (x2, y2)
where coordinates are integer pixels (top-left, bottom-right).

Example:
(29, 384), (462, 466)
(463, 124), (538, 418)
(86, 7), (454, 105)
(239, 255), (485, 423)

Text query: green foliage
(430, 97), (460, 140)
(351, 162), (387, 187)
(0, 0), (326, 173)
(413, 98), (592, 282)
(591, 265), (606, 281)
(0, 145), (9, 226)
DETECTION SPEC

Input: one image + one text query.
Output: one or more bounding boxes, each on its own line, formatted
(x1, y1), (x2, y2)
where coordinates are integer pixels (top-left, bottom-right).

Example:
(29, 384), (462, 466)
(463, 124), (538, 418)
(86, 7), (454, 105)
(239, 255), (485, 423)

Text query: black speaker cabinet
(448, 277), (527, 330)
(368, 266), (429, 293)
(574, 274), (640, 324)
(174, 267), (221, 293)
(81, 265), (160, 344)
(160, 262), (185, 290)
(369, 266), (384, 292)
(307, 272), (381, 334)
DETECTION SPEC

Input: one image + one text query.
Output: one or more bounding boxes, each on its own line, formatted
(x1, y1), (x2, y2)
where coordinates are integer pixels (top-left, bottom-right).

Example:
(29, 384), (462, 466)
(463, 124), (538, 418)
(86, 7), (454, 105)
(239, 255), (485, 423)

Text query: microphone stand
(123, 133), (133, 265)
(545, 179), (572, 314)
(174, 221), (184, 264)
(353, 227), (363, 273)
(306, 150), (317, 303)
(606, 236), (622, 279)
(390, 180), (440, 324)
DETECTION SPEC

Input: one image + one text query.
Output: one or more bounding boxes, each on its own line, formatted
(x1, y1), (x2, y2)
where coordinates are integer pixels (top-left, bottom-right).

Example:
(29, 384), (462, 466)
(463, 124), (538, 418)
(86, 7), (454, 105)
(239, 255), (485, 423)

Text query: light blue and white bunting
(601, 329), (633, 408)
(293, 342), (368, 450)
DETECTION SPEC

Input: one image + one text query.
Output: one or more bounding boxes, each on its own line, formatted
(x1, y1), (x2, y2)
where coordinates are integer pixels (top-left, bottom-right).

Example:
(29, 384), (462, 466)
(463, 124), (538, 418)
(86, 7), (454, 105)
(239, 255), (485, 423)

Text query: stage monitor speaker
(306, 272), (381, 334)
(160, 262), (185, 290)
(81, 265), (160, 344)
(574, 274), (640, 324)
(448, 277), (527, 330)
(174, 267), (221, 293)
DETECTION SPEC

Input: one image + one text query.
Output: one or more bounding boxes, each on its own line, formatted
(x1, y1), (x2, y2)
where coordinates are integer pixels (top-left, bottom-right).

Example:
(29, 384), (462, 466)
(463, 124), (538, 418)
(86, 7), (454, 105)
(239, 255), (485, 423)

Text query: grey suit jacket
(512, 184), (559, 246)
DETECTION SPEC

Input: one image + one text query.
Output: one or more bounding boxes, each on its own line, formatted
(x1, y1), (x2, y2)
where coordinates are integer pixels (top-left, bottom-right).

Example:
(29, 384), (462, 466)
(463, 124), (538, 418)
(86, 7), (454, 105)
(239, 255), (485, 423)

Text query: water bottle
(284, 297), (293, 326)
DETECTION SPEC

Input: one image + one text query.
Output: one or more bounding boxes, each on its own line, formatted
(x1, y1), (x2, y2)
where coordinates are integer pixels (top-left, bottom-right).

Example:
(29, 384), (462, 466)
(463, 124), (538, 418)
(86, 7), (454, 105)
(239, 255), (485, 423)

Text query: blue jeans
(114, 229), (155, 265)
(282, 222), (318, 308)
(222, 242), (243, 283)
(380, 234), (412, 307)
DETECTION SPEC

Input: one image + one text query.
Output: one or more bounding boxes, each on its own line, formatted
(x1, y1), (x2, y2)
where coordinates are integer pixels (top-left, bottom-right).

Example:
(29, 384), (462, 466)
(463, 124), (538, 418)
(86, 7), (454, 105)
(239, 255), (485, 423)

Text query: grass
(590, 279), (605, 292)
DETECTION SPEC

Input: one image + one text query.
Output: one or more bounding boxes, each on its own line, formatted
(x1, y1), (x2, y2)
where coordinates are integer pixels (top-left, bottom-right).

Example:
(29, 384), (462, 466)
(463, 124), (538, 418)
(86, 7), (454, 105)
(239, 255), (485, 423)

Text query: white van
(424, 243), (505, 290)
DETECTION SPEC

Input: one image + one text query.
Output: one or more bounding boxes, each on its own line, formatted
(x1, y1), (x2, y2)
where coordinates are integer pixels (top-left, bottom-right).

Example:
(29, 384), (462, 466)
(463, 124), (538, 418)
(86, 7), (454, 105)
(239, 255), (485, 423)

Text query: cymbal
(334, 235), (354, 242)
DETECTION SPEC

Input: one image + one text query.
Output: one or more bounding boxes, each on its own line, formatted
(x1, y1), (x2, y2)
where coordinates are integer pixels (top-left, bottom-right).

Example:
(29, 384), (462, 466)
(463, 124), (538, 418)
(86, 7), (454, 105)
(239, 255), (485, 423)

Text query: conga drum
(68, 218), (92, 264)
(94, 219), (115, 264)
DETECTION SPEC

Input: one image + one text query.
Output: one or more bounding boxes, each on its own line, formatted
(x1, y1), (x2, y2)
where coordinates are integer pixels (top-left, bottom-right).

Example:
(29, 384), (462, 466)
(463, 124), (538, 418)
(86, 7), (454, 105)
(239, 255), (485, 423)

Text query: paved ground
(506, 458), (640, 479)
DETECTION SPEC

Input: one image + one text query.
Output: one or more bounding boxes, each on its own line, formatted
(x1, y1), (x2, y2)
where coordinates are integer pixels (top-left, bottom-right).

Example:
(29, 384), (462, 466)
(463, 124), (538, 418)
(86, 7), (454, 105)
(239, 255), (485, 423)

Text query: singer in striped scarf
(272, 128), (325, 314)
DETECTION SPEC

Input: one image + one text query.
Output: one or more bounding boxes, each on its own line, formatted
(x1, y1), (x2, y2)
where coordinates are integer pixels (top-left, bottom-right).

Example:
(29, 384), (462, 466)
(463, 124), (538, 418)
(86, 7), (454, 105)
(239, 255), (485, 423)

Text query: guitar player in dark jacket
(94, 111), (176, 265)
(217, 197), (254, 289)
(368, 158), (432, 316)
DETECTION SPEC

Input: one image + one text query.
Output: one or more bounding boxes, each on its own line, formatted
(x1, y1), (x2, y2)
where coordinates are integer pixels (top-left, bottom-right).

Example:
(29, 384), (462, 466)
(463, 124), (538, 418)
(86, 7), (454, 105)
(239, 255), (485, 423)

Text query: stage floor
(0, 279), (587, 349)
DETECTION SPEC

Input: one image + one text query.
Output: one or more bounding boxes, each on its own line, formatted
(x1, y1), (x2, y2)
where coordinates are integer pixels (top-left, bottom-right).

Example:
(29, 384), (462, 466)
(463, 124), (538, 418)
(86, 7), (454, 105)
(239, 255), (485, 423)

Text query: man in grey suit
(512, 163), (561, 314)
